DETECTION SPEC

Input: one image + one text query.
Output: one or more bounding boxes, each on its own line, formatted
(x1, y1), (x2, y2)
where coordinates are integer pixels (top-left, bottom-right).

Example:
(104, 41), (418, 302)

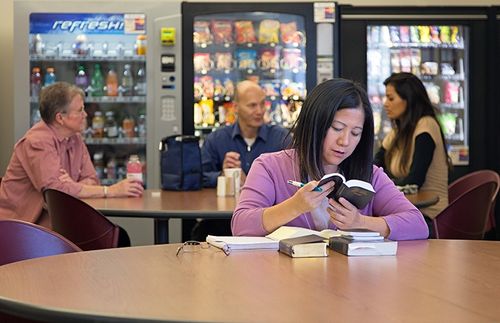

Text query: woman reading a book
(373, 72), (450, 236)
(231, 78), (429, 240)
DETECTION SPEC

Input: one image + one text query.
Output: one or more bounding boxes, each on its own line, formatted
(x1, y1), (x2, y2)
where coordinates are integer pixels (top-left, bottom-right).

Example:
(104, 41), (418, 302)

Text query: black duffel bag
(160, 135), (202, 191)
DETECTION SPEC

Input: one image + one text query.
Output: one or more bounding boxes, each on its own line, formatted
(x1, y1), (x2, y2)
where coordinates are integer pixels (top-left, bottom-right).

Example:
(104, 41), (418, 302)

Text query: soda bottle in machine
(90, 64), (104, 96)
(93, 151), (105, 180)
(106, 157), (117, 181)
(92, 111), (105, 138)
(106, 66), (119, 96)
(135, 35), (147, 56)
(75, 65), (89, 91)
(104, 111), (118, 138)
(122, 116), (135, 138)
(30, 67), (42, 98)
(44, 67), (56, 87)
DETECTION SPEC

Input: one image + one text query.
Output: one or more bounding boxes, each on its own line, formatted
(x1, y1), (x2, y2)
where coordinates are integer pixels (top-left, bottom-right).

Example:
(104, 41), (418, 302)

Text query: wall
(0, 1), (14, 174)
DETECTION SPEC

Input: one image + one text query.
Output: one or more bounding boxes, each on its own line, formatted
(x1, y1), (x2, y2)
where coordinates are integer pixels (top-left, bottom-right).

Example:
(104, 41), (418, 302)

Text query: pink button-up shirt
(0, 121), (98, 223)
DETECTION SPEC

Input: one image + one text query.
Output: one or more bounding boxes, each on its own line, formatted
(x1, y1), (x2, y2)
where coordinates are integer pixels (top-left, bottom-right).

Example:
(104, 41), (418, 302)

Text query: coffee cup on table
(217, 176), (229, 197)
(223, 168), (242, 195)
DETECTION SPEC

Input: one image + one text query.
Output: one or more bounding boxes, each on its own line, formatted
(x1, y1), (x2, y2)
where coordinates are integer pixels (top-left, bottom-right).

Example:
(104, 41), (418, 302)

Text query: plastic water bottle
(44, 67), (56, 87)
(31, 34), (44, 55)
(137, 114), (146, 138)
(126, 155), (143, 183)
(121, 64), (134, 96)
(134, 67), (146, 96)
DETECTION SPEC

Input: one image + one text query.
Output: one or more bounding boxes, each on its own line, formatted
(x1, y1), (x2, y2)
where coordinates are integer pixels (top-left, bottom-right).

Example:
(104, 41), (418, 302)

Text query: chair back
(0, 219), (81, 266)
(434, 173), (499, 239)
(448, 170), (500, 231)
(43, 189), (120, 250)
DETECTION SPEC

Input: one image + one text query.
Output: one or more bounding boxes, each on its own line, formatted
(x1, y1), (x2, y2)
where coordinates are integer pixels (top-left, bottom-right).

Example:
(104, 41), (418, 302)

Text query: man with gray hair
(0, 82), (143, 231)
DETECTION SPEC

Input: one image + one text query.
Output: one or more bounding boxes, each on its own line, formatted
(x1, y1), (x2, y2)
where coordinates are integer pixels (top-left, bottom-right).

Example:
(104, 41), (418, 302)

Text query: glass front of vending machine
(28, 13), (148, 185)
(366, 24), (469, 165)
(182, 2), (332, 140)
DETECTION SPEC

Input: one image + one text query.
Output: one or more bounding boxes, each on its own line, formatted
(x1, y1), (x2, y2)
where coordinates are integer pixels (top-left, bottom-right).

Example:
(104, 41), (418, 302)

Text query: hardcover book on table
(329, 236), (398, 256)
(279, 234), (328, 258)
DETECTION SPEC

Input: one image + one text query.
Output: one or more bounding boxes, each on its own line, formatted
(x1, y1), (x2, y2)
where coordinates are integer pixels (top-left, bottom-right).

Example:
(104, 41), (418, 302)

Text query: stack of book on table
(206, 226), (397, 257)
(207, 226), (340, 258)
(329, 229), (398, 256)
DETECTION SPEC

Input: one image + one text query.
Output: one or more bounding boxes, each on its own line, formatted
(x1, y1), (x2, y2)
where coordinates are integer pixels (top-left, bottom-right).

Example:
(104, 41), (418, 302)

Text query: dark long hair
(383, 72), (451, 172)
(291, 78), (374, 183)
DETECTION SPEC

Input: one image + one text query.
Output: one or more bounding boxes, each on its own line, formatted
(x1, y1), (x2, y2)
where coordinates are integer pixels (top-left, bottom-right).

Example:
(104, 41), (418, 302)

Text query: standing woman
(374, 72), (450, 232)
(232, 78), (428, 240)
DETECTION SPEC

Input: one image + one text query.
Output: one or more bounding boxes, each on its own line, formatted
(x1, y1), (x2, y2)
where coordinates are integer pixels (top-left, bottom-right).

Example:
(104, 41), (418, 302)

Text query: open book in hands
(316, 173), (375, 209)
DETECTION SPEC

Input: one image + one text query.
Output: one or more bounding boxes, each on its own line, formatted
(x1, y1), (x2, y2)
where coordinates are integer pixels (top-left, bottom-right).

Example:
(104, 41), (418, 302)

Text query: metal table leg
(154, 219), (169, 244)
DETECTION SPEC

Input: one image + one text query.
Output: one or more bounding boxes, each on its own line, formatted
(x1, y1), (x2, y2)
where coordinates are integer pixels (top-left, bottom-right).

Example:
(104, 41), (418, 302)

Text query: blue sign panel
(29, 13), (145, 35)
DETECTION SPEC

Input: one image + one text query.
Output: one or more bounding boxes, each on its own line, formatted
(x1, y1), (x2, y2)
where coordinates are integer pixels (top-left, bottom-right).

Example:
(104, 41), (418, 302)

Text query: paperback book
(316, 173), (375, 209)
(265, 226), (341, 241)
(336, 228), (382, 237)
(206, 235), (279, 251)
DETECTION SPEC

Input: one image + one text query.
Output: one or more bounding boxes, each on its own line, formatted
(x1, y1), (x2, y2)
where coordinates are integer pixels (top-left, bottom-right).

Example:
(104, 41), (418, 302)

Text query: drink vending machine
(339, 6), (490, 172)
(14, 0), (183, 190)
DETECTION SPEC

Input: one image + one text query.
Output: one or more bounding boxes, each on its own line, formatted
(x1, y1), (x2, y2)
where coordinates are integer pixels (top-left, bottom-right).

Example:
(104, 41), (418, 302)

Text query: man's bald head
(233, 80), (266, 135)
(234, 80), (264, 104)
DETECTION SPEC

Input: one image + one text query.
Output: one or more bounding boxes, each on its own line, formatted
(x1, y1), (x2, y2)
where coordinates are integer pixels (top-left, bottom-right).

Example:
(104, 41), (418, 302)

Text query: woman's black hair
(291, 78), (374, 183)
(383, 72), (451, 172)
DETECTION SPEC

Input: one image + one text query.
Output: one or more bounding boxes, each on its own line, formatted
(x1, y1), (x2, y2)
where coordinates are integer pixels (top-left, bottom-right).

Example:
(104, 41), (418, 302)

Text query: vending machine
(338, 6), (490, 176)
(181, 2), (339, 140)
(14, 0), (183, 190)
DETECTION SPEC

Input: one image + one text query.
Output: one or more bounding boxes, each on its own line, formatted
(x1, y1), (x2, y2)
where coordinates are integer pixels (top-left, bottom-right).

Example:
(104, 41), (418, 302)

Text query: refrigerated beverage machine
(14, 0), (183, 244)
(14, 0), (183, 190)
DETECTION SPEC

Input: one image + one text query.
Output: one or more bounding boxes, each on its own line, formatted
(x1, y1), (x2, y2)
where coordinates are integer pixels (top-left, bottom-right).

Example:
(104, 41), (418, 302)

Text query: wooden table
(84, 189), (236, 244)
(0, 240), (499, 322)
(84, 189), (437, 244)
(405, 190), (440, 208)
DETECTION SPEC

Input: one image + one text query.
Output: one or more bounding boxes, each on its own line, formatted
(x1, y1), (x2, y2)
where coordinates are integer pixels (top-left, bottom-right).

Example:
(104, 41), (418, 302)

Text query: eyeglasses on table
(176, 240), (230, 256)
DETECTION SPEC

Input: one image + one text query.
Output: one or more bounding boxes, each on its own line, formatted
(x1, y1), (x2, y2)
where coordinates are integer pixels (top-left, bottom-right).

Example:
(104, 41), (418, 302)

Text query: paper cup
(224, 168), (242, 194)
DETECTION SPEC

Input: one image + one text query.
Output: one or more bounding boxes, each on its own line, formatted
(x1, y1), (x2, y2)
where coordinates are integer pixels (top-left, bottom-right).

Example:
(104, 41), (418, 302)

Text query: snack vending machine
(181, 2), (339, 139)
(14, 0), (183, 189)
(339, 6), (490, 172)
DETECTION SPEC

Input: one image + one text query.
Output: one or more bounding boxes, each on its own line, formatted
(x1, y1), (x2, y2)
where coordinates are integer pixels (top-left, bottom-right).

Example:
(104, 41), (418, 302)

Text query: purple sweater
(231, 150), (429, 240)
